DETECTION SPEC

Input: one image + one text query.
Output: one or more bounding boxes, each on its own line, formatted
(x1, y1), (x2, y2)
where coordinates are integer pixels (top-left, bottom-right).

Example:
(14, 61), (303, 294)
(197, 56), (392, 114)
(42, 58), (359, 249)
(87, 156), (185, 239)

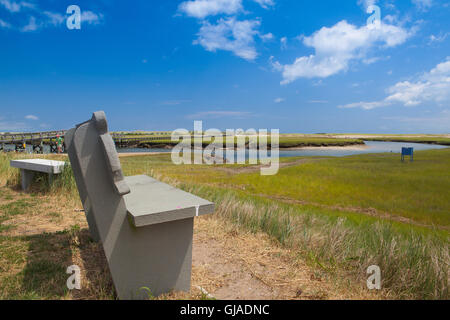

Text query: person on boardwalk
(56, 134), (63, 154)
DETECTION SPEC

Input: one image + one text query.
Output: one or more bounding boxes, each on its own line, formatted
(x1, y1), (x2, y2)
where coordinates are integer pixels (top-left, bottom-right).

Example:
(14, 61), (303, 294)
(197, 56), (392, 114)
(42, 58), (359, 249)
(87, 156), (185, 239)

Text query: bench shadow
(20, 228), (115, 300)
(21, 231), (74, 299)
(76, 228), (116, 300)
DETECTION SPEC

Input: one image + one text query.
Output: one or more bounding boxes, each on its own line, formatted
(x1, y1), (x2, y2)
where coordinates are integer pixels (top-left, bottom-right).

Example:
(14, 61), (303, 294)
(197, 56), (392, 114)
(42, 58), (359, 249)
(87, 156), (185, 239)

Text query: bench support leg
(21, 169), (34, 191)
(108, 217), (194, 299)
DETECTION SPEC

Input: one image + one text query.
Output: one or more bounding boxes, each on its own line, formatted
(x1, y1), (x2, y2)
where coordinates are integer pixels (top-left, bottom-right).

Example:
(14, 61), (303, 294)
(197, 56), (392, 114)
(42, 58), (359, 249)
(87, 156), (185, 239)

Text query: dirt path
(187, 216), (375, 300)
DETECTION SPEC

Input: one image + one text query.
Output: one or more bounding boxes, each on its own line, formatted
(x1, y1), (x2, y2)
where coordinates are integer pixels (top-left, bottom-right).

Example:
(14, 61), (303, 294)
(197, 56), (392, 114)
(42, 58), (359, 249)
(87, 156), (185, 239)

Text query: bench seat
(10, 159), (65, 174)
(124, 175), (214, 227)
(10, 159), (66, 190)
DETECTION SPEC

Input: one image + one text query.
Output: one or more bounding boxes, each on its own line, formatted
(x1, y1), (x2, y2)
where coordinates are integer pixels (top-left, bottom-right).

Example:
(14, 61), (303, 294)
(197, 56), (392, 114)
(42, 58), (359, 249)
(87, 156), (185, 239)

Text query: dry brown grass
(0, 181), (380, 300)
(163, 216), (380, 300)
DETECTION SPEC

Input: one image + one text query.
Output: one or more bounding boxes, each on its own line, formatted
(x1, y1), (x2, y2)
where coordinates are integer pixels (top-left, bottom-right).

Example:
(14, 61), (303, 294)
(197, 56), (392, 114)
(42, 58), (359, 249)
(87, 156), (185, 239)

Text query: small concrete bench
(10, 159), (65, 190)
(65, 111), (214, 299)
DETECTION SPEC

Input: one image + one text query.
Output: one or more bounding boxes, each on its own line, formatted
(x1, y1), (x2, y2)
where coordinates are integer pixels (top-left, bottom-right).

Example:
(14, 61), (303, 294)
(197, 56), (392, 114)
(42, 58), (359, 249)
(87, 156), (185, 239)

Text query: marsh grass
(365, 137), (450, 146)
(225, 149), (450, 227)
(124, 136), (364, 149)
(185, 186), (448, 299)
(123, 152), (449, 299)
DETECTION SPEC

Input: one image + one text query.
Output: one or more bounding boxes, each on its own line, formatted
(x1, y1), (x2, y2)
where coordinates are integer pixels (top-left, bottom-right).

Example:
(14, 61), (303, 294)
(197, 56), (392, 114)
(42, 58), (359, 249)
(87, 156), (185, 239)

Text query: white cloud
(194, 17), (261, 60)
(339, 101), (387, 110)
(179, 0), (274, 60)
(178, 0), (243, 19)
(25, 114), (38, 120)
(259, 32), (273, 41)
(21, 16), (38, 32)
(0, 2), (103, 31)
(429, 32), (449, 44)
(280, 36), (287, 49)
(274, 97), (285, 103)
(412, 0), (433, 10)
(272, 20), (410, 84)
(253, 0), (275, 9)
(81, 11), (104, 25)
(43, 11), (65, 26)
(0, 0), (34, 13)
(339, 58), (450, 109)
(357, 0), (378, 9)
(0, 18), (11, 28)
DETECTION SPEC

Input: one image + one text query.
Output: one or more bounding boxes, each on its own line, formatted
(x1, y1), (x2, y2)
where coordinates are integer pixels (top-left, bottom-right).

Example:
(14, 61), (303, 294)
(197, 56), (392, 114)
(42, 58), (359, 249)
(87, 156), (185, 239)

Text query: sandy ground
(189, 216), (376, 300)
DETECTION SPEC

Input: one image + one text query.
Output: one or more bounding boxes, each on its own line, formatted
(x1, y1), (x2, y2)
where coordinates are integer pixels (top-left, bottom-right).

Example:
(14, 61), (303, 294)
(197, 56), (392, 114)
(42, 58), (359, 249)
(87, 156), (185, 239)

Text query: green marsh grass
(365, 137), (450, 146)
(119, 149), (449, 299)
(120, 135), (364, 149)
(184, 186), (449, 299)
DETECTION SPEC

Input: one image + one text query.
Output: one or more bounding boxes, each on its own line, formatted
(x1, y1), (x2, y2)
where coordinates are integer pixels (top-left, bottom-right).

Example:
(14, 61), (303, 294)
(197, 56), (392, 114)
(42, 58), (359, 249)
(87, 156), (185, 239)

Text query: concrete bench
(65, 111), (214, 299)
(10, 159), (66, 190)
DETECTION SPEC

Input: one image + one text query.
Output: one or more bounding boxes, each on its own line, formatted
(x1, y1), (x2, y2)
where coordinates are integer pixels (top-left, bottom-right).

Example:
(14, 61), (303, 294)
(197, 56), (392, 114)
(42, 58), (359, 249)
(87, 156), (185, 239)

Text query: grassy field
(116, 134), (364, 149)
(364, 137), (450, 146)
(120, 149), (450, 228)
(329, 134), (450, 146)
(0, 147), (449, 299)
(119, 149), (449, 299)
(115, 132), (450, 149)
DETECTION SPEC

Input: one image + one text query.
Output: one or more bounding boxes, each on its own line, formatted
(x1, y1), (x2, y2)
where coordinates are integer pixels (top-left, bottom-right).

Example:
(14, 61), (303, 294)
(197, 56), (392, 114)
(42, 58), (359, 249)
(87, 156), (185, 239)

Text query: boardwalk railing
(0, 131), (174, 144)
(0, 131), (67, 144)
(1, 130), (223, 152)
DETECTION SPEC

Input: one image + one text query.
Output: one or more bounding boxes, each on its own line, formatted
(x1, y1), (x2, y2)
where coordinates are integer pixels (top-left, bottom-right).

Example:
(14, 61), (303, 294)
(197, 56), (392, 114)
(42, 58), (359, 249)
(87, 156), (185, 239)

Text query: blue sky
(0, 0), (449, 133)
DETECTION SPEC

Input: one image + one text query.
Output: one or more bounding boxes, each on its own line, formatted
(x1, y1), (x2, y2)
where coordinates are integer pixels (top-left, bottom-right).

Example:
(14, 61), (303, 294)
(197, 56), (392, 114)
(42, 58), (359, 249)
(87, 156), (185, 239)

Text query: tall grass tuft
(50, 161), (77, 196)
(0, 153), (20, 187)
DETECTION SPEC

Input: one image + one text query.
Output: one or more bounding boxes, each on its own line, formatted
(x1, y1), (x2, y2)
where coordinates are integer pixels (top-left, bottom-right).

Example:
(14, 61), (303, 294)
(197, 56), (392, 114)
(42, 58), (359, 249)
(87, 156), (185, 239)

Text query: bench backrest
(65, 111), (130, 242)
(66, 111), (196, 299)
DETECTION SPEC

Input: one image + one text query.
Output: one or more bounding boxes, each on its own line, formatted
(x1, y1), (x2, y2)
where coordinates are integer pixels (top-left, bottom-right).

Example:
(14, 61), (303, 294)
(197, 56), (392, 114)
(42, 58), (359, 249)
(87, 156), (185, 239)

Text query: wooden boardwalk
(0, 130), (174, 153)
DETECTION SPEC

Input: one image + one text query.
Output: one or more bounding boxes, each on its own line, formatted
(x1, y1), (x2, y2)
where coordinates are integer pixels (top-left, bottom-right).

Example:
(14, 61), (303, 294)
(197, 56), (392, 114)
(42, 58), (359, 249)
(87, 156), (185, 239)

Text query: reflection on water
(117, 141), (448, 159)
